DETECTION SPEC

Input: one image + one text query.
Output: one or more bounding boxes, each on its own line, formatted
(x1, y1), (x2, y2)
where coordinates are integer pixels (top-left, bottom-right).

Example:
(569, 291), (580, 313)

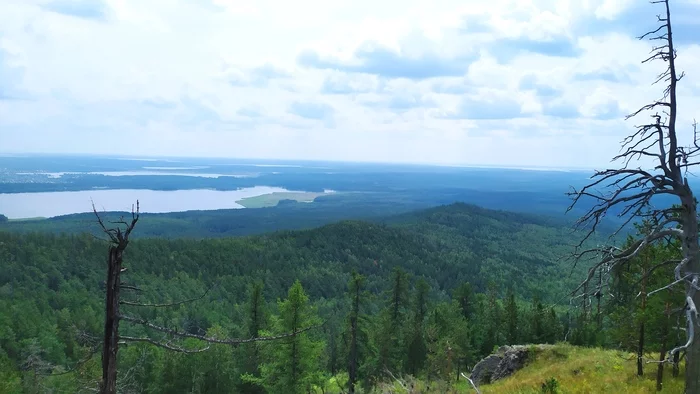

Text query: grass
(236, 192), (329, 208)
(318, 344), (685, 393)
(481, 343), (685, 394)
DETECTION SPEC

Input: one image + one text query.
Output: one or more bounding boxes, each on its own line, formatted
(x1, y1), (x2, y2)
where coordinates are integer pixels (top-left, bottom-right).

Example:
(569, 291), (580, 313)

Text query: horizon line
(0, 151), (601, 172)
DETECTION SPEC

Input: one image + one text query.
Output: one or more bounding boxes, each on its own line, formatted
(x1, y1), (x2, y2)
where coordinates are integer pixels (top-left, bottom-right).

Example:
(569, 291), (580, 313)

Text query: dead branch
(120, 282), (217, 308)
(46, 342), (102, 377)
(647, 274), (692, 297)
(118, 336), (211, 353)
(567, 0), (700, 379)
(119, 314), (324, 346)
(119, 284), (143, 292)
(91, 200), (140, 245)
(460, 372), (482, 394)
(571, 228), (680, 295)
(384, 368), (408, 392)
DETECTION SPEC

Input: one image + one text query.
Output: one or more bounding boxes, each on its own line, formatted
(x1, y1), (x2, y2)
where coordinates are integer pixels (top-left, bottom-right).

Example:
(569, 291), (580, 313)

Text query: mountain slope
(481, 344), (684, 393)
(0, 203), (587, 304)
(0, 202), (598, 392)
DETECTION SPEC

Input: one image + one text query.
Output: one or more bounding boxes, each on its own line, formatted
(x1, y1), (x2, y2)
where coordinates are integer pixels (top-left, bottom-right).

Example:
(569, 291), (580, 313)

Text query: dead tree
(93, 200), (323, 394)
(95, 201), (140, 394)
(566, 0), (700, 392)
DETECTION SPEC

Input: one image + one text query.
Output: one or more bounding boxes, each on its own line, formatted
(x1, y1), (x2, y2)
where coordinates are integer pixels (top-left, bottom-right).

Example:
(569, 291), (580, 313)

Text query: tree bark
(673, 351), (680, 378)
(596, 270), (602, 330)
(657, 302), (670, 391)
(637, 322), (645, 377)
(680, 191), (700, 393)
(100, 246), (123, 394)
(638, 267), (648, 377)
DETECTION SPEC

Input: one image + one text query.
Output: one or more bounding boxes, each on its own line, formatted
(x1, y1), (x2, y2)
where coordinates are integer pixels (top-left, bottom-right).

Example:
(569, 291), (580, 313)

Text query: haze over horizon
(2, 0), (700, 168)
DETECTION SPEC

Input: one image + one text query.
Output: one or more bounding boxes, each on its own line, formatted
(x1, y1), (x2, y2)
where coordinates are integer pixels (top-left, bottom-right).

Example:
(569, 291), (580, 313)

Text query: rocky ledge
(470, 344), (553, 386)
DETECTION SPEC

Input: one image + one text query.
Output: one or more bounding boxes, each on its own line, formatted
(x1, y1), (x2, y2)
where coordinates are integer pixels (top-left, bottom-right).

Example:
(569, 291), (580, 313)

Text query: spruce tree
(250, 280), (324, 394)
(505, 287), (518, 345)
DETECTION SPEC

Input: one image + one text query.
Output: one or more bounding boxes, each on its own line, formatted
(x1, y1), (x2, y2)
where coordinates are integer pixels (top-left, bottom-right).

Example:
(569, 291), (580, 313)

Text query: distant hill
(0, 191), (609, 240)
(0, 202), (589, 308)
(0, 202), (598, 393)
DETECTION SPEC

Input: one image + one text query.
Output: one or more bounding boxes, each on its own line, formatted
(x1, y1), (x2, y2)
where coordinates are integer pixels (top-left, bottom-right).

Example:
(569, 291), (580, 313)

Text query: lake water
(0, 186), (293, 219)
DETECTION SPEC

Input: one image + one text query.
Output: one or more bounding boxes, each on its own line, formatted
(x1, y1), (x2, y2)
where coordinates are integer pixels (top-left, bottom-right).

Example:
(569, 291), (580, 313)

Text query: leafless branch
(384, 368), (408, 392)
(46, 343), (102, 377)
(91, 199), (140, 246)
(632, 259), (681, 288)
(120, 282), (217, 308)
(461, 372), (482, 394)
(571, 228), (680, 295)
(119, 336), (211, 353)
(567, 0), (700, 379)
(647, 274), (692, 297)
(119, 314), (324, 346)
(119, 284), (143, 292)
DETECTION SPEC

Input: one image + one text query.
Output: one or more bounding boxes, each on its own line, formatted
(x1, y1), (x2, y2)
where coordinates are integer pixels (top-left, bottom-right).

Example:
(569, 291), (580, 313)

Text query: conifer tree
(406, 279), (430, 376)
(505, 288), (518, 345)
(250, 280), (325, 394)
(238, 280), (268, 394)
(345, 271), (368, 393)
(374, 267), (409, 374)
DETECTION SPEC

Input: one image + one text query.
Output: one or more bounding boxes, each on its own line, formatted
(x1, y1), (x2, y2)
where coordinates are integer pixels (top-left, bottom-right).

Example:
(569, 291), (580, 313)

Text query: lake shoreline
(0, 186), (314, 220)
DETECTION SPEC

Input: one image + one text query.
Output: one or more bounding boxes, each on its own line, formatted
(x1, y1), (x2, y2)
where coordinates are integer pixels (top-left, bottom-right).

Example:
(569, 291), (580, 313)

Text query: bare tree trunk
(657, 302), (671, 391)
(673, 351), (680, 378)
(638, 267), (648, 377)
(596, 269), (603, 330)
(92, 202), (139, 394)
(680, 192), (700, 392)
(100, 246), (123, 394)
(638, 322), (645, 377)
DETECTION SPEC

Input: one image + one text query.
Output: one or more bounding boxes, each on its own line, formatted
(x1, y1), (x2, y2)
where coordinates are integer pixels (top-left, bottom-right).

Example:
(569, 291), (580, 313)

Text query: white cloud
(0, 0), (699, 168)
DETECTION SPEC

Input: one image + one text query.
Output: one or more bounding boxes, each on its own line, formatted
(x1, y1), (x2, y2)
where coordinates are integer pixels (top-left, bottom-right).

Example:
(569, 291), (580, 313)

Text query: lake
(0, 186), (295, 219)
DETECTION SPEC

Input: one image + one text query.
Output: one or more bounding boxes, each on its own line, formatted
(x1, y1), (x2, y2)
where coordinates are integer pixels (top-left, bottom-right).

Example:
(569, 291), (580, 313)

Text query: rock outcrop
(470, 345), (552, 386)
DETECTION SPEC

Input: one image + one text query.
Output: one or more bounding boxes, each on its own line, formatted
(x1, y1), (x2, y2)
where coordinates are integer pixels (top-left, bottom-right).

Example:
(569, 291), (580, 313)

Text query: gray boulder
(470, 345), (551, 386)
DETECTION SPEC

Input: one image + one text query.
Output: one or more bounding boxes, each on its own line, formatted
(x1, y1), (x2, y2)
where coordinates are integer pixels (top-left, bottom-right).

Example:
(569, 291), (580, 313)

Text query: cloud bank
(1, 0), (700, 168)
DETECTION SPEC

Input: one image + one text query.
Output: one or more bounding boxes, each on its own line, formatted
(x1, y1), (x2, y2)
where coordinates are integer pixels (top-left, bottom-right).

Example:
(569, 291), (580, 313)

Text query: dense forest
(0, 203), (688, 393)
(0, 191), (628, 240)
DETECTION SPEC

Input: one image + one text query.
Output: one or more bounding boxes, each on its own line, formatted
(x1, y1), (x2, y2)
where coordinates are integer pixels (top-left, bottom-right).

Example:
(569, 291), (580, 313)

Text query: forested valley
(0, 203), (688, 393)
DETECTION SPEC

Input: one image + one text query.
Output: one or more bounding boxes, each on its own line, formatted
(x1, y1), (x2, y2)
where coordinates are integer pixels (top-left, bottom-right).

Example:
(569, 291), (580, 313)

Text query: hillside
(0, 203), (596, 393)
(372, 344), (685, 393)
(0, 203), (587, 304)
(481, 344), (685, 394)
(0, 189), (612, 239)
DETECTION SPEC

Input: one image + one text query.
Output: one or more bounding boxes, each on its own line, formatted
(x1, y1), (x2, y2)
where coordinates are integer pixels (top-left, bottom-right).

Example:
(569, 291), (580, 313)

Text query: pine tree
(425, 301), (471, 384)
(374, 267), (408, 373)
(238, 280), (268, 394)
(406, 279), (430, 376)
(345, 271), (367, 393)
(481, 282), (502, 354)
(530, 295), (544, 344)
(453, 282), (474, 321)
(505, 288), (518, 345)
(250, 280), (324, 394)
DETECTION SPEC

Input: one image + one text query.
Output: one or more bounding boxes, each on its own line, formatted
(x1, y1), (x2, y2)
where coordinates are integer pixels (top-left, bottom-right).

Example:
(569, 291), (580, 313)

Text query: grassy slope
(481, 344), (685, 394)
(367, 344), (685, 393)
(236, 191), (328, 208)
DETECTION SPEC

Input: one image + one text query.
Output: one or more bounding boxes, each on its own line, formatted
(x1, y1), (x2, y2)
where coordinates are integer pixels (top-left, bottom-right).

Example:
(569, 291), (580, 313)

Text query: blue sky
(1, 0), (700, 167)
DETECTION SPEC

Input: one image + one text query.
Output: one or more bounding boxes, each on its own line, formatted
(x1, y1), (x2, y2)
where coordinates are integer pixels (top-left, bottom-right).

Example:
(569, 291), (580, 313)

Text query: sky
(1, 0), (700, 168)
